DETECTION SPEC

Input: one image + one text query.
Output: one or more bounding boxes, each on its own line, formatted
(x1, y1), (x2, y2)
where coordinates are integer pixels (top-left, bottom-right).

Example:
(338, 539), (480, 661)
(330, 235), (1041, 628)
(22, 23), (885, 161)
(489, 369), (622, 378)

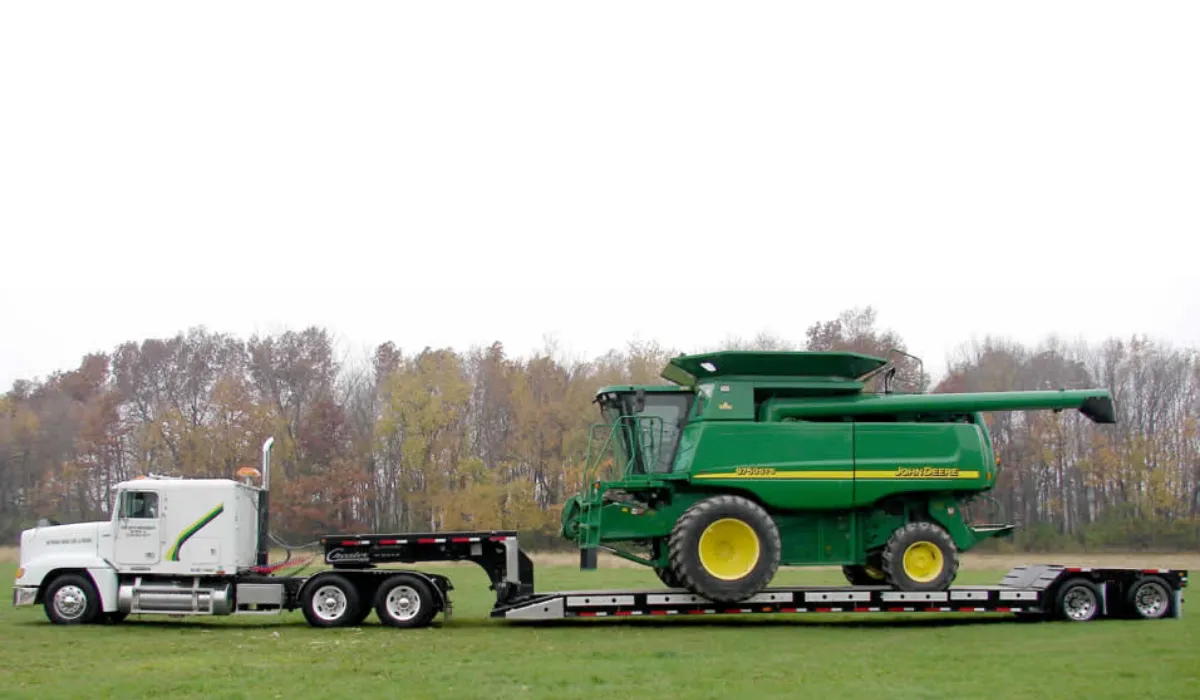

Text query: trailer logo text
(326, 548), (370, 563)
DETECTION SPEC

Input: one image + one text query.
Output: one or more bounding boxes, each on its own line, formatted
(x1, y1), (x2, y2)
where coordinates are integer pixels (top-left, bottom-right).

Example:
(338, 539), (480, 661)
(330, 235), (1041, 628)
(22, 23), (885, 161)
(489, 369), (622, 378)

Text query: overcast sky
(2, 1), (1197, 388)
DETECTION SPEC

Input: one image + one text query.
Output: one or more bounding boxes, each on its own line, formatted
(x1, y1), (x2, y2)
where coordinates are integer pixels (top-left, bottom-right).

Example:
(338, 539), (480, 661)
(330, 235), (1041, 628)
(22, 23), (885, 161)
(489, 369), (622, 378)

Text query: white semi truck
(10, 438), (1189, 628)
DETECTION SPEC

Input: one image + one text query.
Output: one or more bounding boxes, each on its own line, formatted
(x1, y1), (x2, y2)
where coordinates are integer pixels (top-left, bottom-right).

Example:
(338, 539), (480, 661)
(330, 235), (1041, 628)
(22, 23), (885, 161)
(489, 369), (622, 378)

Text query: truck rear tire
(374, 574), (438, 629)
(667, 495), (781, 603)
(301, 574), (363, 628)
(44, 573), (101, 625)
(881, 521), (959, 591)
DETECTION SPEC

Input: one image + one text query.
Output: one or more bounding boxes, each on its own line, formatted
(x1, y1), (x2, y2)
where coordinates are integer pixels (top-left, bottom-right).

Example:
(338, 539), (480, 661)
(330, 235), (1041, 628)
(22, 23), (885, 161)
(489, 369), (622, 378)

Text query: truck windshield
(599, 392), (694, 474)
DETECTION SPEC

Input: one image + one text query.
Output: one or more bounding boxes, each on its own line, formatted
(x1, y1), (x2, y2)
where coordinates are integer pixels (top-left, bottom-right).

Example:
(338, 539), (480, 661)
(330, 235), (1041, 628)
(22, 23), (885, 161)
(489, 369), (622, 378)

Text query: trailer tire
(881, 521), (958, 591)
(1126, 576), (1172, 620)
(667, 495), (781, 603)
(44, 573), (101, 625)
(301, 574), (363, 628)
(374, 574), (438, 629)
(1055, 578), (1101, 622)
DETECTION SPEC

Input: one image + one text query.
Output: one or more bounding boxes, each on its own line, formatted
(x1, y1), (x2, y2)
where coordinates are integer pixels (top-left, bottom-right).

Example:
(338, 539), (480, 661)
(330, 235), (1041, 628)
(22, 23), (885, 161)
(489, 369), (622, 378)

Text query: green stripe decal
(166, 504), (225, 561)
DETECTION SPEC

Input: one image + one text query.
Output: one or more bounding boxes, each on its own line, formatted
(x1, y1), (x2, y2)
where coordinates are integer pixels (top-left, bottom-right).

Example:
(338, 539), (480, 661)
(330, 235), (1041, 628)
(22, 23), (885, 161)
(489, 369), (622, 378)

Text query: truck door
(114, 489), (163, 566)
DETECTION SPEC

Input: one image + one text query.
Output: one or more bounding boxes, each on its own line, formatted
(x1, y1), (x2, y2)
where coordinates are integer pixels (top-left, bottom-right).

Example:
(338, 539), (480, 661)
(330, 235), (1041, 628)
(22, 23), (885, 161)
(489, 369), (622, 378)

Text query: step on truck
(11, 438), (1189, 628)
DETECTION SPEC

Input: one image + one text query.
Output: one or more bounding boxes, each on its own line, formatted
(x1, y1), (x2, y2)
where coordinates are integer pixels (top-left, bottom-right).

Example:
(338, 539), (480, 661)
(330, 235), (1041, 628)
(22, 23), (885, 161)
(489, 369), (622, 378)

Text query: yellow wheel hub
(902, 541), (944, 583)
(697, 518), (761, 581)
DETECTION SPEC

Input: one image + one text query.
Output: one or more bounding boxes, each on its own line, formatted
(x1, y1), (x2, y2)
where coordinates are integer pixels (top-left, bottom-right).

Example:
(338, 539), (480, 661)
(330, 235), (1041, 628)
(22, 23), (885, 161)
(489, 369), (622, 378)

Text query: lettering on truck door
(114, 489), (162, 565)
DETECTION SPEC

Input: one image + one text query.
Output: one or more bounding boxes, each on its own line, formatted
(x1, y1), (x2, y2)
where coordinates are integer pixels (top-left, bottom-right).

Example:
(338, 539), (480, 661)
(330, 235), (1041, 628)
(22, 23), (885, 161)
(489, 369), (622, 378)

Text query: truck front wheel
(881, 521), (959, 591)
(44, 573), (102, 625)
(667, 495), (781, 603)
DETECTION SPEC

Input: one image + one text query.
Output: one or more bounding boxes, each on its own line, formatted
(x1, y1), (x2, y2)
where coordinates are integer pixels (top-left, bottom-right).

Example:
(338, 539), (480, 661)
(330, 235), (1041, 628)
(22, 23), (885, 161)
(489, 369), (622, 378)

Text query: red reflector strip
(1144, 569), (1168, 574)
(959, 607), (976, 612)
(650, 610), (669, 615)
(888, 607), (907, 612)
(340, 540), (360, 546)
(853, 607), (869, 613)
(816, 607), (833, 613)
(379, 539), (404, 545)
(489, 536), (508, 542)
(997, 607), (1013, 613)
(417, 538), (447, 544)
(577, 611), (597, 617)
(781, 607), (799, 613)
(451, 537), (471, 543)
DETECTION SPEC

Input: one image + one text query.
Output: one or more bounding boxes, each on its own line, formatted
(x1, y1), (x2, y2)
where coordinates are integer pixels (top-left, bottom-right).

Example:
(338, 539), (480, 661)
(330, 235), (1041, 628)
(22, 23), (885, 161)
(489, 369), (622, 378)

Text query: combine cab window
(601, 392), (694, 475)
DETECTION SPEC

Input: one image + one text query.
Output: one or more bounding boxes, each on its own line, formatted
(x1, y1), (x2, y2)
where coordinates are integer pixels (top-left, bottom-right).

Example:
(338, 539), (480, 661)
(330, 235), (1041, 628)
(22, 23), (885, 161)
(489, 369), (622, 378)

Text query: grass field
(2, 557), (1196, 700)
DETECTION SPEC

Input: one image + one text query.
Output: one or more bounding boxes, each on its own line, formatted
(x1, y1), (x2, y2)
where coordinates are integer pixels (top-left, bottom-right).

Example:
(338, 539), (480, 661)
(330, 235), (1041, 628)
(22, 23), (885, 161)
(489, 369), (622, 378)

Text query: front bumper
(13, 586), (37, 608)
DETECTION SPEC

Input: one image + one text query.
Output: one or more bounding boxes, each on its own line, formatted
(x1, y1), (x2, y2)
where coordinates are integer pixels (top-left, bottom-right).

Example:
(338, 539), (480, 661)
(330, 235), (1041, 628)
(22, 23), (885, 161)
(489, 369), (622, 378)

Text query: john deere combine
(560, 350), (1116, 603)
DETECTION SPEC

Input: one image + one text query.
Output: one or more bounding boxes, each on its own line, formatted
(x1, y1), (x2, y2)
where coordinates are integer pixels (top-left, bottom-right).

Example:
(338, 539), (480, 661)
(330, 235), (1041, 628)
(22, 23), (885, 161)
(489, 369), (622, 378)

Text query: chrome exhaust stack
(256, 437), (275, 567)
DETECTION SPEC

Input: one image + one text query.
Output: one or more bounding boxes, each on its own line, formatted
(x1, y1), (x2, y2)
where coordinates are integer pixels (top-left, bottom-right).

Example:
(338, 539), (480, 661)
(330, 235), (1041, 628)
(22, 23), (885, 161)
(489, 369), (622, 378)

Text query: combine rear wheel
(842, 556), (887, 586)
(667, 495), (781, 603)
(881, 521), (959, 591)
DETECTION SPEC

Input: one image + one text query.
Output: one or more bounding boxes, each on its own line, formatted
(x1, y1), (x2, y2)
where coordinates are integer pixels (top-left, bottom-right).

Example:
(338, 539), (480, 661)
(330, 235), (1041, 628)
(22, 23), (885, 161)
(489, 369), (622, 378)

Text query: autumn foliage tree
(1, 309), (1197, 552)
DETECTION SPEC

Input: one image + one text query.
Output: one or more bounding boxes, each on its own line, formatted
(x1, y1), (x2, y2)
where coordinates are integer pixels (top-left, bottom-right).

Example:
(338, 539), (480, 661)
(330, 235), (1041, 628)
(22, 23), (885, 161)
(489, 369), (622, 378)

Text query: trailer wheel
(1126, 576), (1172, 620)
(1055, 579), (1101, 622)
(301, 574), (363, 628)
(667, 494), (781, 603)
(881, 521), (959, 591)
(44, 573), (101, 625)
(374, 575), (438, 629)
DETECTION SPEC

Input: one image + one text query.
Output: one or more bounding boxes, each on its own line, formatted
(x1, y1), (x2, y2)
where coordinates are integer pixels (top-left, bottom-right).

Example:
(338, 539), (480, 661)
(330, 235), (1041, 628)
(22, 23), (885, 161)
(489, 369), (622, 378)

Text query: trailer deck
(319, 531), (1187, 626)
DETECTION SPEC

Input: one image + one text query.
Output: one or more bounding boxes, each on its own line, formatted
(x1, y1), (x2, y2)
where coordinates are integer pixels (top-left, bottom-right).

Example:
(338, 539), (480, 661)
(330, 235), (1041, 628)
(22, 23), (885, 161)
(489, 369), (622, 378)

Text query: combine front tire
(655, 566), (683, 589)
(881, 522), (959, 591)
(667, 495), (781, 603)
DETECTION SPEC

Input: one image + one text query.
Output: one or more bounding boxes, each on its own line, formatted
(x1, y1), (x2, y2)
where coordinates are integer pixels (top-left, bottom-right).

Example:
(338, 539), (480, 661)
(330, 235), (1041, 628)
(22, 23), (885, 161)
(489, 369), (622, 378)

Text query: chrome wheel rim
(1134, 582), (1169, 618)
(53, 585), (87, 620)
(1062, 585), (1097, 621)
(312, 585), (348, 621)
(385, 585), (421, 621)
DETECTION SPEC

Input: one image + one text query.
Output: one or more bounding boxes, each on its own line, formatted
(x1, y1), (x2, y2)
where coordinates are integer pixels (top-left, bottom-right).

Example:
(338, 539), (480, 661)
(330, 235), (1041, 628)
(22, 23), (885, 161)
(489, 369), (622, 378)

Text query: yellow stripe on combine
(693, 469), (980, 480)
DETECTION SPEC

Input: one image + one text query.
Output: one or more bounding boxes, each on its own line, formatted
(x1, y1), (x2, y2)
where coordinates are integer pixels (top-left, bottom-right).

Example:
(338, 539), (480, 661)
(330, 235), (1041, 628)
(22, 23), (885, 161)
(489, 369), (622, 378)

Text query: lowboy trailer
(318, 532), (1187, 625)
(11, 439), (1188, 628)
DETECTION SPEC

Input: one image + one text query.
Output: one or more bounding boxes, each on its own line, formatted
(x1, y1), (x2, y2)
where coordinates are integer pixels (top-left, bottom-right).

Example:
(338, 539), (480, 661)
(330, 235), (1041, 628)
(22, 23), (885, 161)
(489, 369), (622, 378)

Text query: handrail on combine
(575, 415), (665, 550)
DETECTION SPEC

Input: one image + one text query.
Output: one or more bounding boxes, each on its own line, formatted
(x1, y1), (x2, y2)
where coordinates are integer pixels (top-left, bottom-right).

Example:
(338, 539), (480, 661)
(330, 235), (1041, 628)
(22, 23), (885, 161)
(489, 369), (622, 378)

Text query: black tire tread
(881, 521), (959, 591)
(667, 494), (782, 603)
(43, 573), (101, 625)
(300, 573), (363, 628)
(373, 574), (439, 629)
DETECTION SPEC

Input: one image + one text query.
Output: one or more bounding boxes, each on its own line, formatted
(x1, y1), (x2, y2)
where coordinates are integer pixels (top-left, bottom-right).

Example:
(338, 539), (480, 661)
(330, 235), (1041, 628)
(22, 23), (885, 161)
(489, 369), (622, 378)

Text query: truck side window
(121, 491), (159, 519)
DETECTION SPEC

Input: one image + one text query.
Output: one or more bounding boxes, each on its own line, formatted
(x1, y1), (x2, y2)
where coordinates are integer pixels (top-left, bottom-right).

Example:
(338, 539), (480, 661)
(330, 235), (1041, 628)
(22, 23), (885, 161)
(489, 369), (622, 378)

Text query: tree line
(1, 307), (1196, 551)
